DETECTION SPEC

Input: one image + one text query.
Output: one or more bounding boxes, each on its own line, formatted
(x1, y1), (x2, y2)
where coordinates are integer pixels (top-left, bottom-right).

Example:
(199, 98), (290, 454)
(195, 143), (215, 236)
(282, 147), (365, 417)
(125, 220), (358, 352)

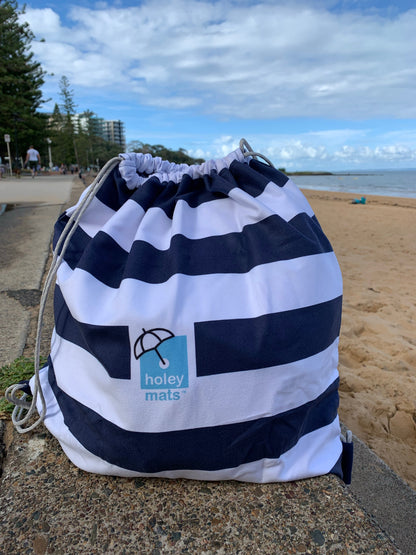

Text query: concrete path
(0, 175), (415, 554)
(0, 174), (73, 205)
(0, 175), (73, 367)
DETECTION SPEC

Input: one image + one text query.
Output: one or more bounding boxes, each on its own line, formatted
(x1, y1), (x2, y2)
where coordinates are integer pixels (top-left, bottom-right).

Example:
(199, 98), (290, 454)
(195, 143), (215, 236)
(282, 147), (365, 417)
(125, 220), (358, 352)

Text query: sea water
(291, 170), (416, 199)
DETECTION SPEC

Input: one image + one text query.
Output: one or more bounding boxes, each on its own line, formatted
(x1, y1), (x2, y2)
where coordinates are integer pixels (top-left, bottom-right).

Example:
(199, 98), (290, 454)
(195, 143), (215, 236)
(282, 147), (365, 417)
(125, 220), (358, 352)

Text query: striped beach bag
(8, 140), (352, 482)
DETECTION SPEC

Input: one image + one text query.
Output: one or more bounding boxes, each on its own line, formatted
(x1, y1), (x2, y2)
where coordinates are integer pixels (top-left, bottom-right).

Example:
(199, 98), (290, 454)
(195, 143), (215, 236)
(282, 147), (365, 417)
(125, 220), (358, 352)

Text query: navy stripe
(62, 212), (332, 287)
(146, 174), (228, 216)
(247, 158), (290, 188)
(48, 356), (339, 473)
(54, 216), (92, 262)
(96, 165), (227, 214)
(195, 296), (342, 376)
(95, 166), (134, 211)
(53, 212), (70, 250)
(54, 163), (271, 263)
(54, 286), (131, 379)
(92, 161), (285, 215)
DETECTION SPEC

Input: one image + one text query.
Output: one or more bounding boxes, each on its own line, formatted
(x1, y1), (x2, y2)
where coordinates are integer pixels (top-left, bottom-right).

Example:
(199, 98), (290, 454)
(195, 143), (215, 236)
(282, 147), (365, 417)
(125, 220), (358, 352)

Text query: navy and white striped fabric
(33, 148), (345, 482)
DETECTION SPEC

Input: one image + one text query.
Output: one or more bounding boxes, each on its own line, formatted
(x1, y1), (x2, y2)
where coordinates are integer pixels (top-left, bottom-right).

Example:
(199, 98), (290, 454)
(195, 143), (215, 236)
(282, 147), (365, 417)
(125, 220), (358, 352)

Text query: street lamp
(4, 134), (13, 176)
(13, 112), (21, 174)
(46, 138), (53, 169)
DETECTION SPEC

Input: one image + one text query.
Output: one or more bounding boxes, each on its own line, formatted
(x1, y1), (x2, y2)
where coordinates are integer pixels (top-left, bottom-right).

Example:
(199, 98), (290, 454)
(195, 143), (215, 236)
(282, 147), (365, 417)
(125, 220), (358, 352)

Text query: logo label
(134, 328), (189, 401)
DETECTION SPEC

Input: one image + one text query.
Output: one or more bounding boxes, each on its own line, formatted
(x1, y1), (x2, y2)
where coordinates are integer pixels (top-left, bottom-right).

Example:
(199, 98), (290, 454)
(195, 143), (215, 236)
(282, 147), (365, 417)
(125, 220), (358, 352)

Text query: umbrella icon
(134, 328), (175, 366)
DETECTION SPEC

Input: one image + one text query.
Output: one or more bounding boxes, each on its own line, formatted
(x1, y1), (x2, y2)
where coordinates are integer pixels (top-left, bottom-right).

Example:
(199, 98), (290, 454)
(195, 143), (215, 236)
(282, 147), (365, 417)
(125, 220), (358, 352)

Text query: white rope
(341, 429), (353, 443)
(5, 156), (122, 433)
(239, 138), (275, 168)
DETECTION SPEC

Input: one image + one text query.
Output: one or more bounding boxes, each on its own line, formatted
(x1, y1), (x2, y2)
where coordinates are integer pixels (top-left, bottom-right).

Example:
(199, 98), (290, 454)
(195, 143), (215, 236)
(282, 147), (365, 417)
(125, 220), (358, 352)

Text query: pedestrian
(25, 145), (41, 178)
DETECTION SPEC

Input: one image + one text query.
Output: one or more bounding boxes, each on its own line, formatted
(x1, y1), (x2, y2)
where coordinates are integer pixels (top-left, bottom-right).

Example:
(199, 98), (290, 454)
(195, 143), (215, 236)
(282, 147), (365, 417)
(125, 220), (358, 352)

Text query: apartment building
(70, 114), (126, 150)
(100, 120), (126, 150)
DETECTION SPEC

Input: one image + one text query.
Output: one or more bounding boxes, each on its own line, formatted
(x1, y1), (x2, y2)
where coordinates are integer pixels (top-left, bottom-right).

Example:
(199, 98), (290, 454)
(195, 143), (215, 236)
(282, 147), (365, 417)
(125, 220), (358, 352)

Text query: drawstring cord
(239, 138), (275, 168)
(5, 156), (122, 433)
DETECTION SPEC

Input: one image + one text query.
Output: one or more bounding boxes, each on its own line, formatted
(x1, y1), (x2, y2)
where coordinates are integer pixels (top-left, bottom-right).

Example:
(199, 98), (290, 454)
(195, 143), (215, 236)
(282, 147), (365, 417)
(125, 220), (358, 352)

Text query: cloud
(22, 7), (62, 39)
(21, 1), (416, 120)
(187, 132), (416, 169)
(19, 1), (416, 170)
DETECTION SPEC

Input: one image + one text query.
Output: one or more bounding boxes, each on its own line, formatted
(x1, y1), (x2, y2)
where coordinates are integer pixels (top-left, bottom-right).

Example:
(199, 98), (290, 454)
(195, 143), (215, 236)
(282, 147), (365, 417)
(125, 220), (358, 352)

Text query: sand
(302, 189), (416, 491)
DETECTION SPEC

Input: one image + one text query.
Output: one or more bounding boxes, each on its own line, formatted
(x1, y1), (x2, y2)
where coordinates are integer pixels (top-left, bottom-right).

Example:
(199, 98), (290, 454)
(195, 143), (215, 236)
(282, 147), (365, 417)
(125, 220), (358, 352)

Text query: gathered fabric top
(118, 148), (247, 190)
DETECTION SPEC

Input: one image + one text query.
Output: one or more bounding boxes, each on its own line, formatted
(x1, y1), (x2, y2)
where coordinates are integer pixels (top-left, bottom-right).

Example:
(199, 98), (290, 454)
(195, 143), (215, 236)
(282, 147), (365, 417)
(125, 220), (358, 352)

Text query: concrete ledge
(0, 425), (400, 554)
(348, 433), (416, 554)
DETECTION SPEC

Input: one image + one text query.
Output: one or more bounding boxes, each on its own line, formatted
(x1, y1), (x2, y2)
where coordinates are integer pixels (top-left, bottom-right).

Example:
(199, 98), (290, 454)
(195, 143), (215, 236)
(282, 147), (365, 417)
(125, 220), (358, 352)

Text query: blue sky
(18, 0), (416, 170)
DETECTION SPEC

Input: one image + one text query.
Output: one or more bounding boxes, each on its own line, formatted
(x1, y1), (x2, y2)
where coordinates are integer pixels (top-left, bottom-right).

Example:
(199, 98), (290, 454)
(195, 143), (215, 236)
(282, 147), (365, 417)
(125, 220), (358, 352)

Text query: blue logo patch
(133, 328), (189, 400)
(140, 335), (189, 390)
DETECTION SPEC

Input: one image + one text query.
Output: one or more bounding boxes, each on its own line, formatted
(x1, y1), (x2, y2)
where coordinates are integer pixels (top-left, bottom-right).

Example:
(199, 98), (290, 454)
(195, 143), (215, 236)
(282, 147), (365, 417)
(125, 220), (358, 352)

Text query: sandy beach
(303, 189), (416, 490)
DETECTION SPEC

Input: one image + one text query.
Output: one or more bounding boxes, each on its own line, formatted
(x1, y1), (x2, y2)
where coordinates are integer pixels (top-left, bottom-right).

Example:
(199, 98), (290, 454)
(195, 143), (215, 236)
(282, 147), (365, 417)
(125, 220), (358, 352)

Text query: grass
(0, 356), (47, 418)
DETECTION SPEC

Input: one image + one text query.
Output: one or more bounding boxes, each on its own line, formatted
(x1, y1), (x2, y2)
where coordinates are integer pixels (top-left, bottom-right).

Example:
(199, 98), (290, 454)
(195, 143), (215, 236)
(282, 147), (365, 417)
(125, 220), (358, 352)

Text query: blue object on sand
(352, 196), (366, 204)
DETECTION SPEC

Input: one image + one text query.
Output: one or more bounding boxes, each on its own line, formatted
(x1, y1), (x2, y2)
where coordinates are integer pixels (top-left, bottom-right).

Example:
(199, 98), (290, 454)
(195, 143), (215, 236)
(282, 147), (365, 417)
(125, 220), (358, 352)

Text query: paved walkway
(0, 175), (415, 554)
(0, 174), (73, 366)
(0, 173), (73, 205)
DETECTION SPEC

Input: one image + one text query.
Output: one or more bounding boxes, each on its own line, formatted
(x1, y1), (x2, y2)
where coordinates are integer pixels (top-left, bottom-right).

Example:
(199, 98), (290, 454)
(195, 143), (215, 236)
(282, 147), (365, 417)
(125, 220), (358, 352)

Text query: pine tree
(0, 0), (46, 166)
(77, 111), (121, 168)
(47, 80), (121, 169)
(47, 102), (67, 167)
(58, 75), (79, 167)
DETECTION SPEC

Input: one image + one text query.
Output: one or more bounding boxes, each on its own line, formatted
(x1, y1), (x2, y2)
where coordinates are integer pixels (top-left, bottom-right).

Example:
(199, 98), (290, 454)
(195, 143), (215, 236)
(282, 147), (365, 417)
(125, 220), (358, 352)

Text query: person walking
(25, 145), (41, 178)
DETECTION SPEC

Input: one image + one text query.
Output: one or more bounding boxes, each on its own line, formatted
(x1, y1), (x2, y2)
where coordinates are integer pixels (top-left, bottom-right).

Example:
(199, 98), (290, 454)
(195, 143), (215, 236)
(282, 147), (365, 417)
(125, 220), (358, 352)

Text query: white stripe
(34, 368), (342, 481)
(99, 199), (145, 252)
(72, 180), (315, 253)
(74, 196), (147, 254)
(229, 177), (314, 223)
(65, 184), (94, 217)
(48, 332), (339, 433)
(57, 251), (342, 325)
(75, 196), (116, 238)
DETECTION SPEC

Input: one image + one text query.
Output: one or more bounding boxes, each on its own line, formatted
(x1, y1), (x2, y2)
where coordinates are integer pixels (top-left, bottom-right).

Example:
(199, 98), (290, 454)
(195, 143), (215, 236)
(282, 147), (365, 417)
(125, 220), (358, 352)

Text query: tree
(57, 75), (79, 166)
(48, 96), (121, 169)
(48, 102), (68, 166)
(76, 110), (105, 168)
(0, 0), (47, 166)
(127, 141), (205, 165)
(87, 136), (121, 168)
(74, 110), (121, 169)
(59, 75), (76, 118)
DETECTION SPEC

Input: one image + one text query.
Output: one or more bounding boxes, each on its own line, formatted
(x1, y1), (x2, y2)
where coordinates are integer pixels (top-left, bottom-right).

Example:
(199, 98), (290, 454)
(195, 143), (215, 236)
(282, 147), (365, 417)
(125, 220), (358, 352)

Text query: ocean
(290, 170), (416, 199)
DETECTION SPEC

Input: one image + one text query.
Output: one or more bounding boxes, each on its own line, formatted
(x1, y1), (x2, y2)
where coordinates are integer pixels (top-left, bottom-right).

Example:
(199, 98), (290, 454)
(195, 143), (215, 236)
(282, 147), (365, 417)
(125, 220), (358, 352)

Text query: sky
(18, 0), (416, 170)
